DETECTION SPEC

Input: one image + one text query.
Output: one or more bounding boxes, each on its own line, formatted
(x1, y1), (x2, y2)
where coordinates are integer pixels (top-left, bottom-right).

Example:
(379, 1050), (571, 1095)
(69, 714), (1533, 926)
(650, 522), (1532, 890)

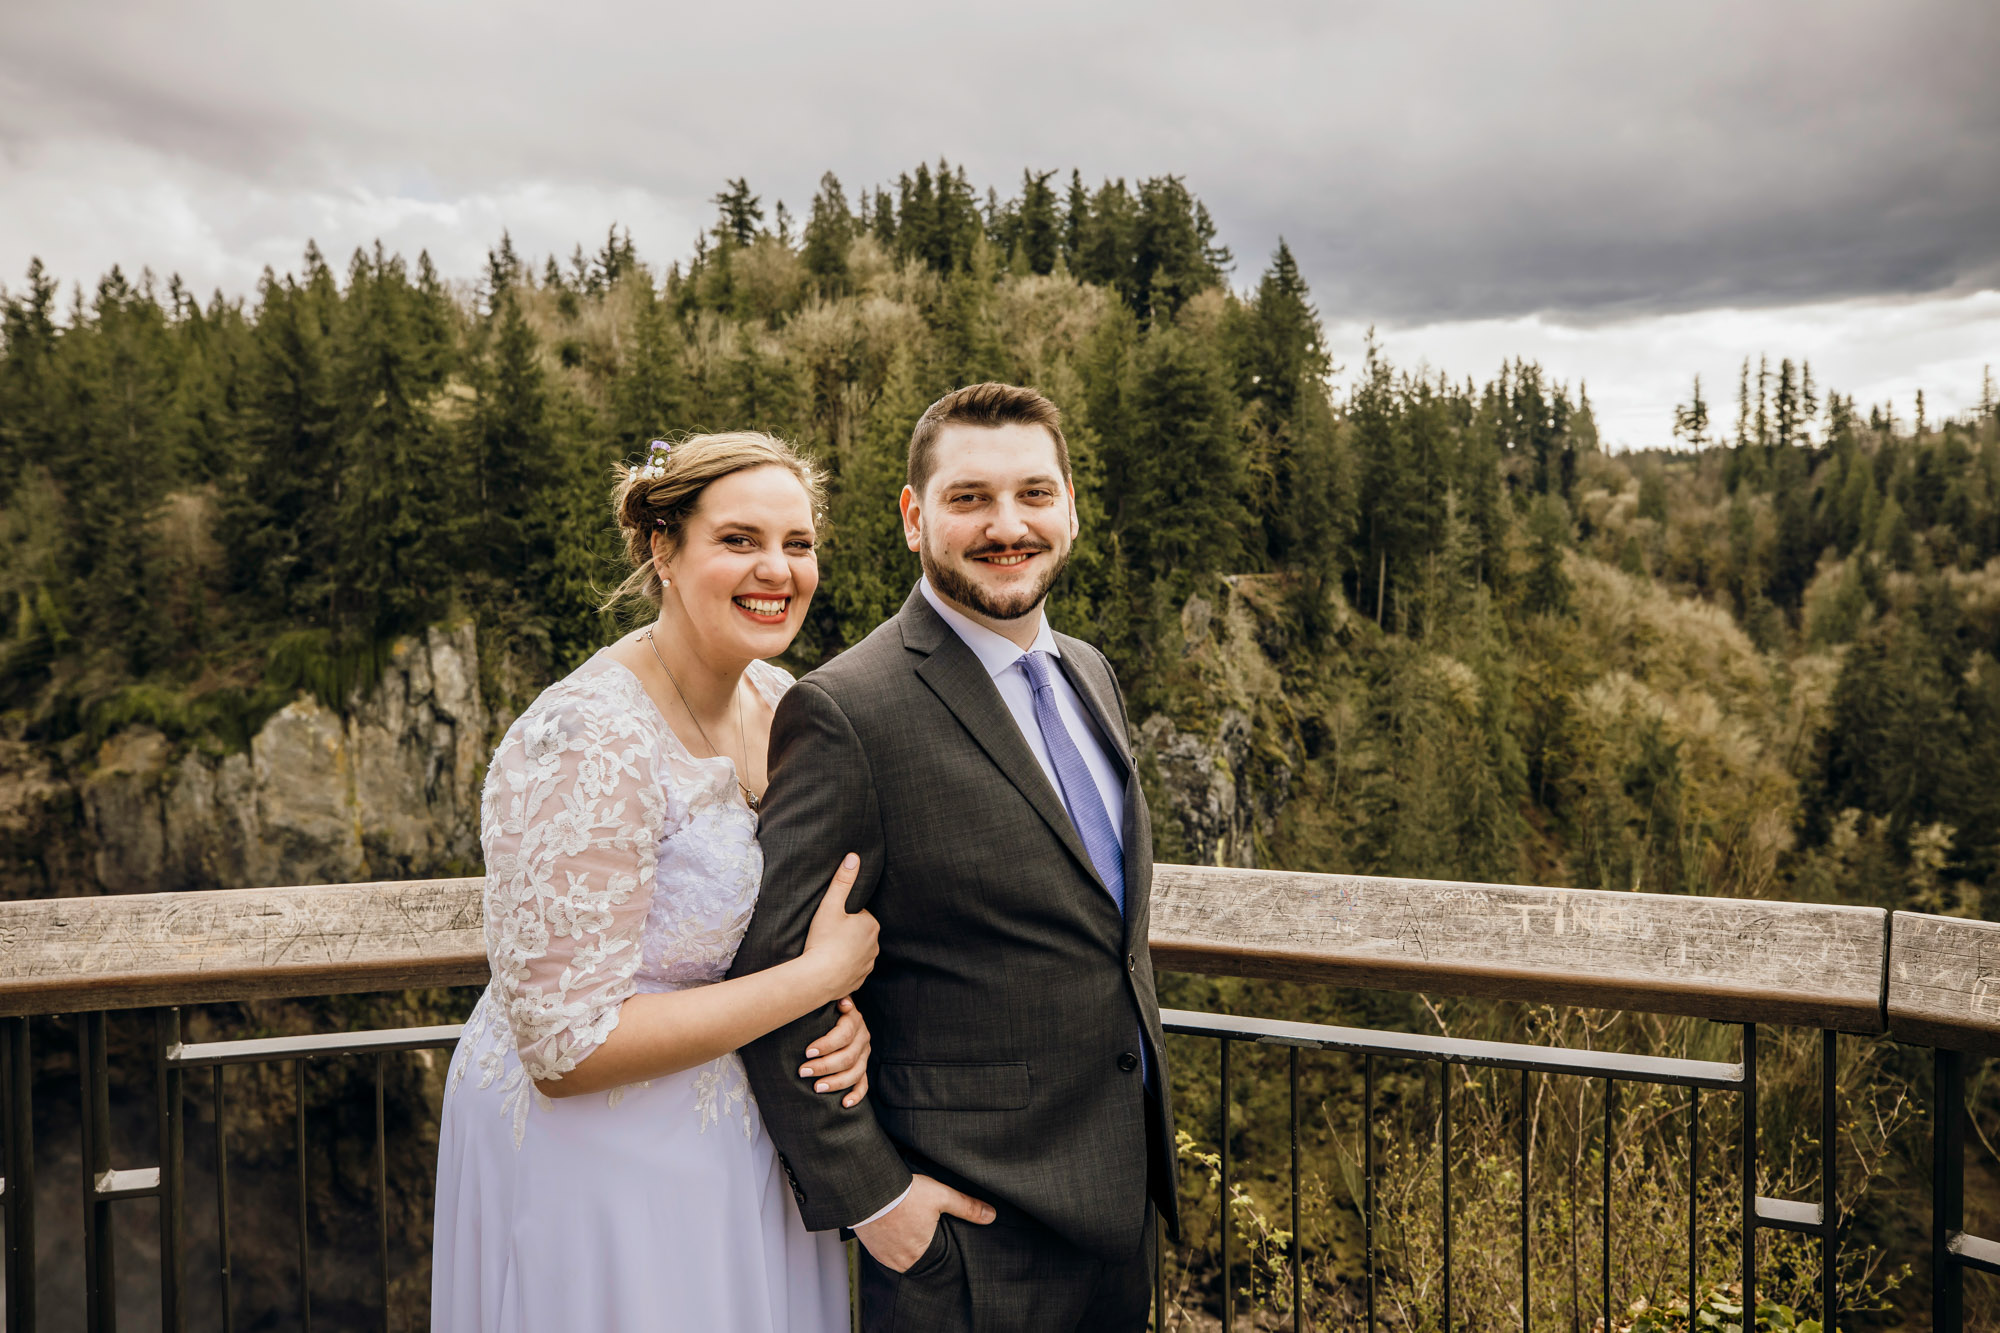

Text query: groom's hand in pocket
(853, 1174), (996, 1273)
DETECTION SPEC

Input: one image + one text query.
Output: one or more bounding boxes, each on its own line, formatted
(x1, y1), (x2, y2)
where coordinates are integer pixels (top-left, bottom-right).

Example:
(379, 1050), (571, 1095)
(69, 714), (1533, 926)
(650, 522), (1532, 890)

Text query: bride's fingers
(805, 1040), (863, 1078)
(842, 1073), (869, 1109)
(804, 1005), (861, 1062)
(813, 1056), (868, 1094)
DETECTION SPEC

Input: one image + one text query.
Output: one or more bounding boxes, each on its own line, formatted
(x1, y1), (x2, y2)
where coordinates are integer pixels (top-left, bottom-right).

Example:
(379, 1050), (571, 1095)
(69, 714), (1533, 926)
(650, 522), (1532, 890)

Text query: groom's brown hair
(907, 382), (1071, 494)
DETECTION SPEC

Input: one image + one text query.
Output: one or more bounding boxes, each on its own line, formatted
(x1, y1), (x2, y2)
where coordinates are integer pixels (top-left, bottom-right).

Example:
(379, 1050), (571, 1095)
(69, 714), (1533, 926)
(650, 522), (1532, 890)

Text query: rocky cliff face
(1, 587), (1302, 900)
(1132, 578), (1301, 870)
(1, 622), (493, 898)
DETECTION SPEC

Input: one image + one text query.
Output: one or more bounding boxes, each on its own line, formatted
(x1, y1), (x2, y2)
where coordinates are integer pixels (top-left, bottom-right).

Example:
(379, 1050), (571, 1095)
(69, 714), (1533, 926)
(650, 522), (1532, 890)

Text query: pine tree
(712, 179), (764, 248)
(329, 245), (460, 637)
(466, 285), (561, 605)
(1117, 323), (1246, 589)
(1062, 170), (1088, 269)
(0, 259), (62, 488)
(612, 279), (692, 441)
(1672, 374), (1711, 448)
(823, 347), (930, 648)
(1017, 170), (1060, 276)
(801, 172), (855, 295)
(1132, 175), (1222, 322)
(1523, 494), (1573, 617)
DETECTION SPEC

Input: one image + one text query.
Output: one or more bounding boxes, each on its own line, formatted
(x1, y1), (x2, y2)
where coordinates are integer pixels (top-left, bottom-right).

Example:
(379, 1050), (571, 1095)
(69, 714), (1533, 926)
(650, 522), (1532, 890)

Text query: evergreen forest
(5, 161), (2000, 1328)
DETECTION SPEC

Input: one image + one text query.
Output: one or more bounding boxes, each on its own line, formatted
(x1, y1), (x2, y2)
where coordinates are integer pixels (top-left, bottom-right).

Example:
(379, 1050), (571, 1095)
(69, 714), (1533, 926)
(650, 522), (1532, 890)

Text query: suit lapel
(901, 594), (1107, 895)
(1054, 644), (1152, 949)
(1052, 645), (1132, 778)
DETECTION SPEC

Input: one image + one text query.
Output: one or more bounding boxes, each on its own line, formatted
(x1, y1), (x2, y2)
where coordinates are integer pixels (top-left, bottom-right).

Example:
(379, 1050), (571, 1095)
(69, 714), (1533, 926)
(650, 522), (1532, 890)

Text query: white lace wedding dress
(431, 653), (850, 1332)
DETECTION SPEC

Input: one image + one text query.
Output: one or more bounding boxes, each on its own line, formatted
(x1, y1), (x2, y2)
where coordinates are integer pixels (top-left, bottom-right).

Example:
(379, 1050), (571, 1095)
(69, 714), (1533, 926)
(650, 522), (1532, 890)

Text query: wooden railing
(2, 866), (1998, 1330)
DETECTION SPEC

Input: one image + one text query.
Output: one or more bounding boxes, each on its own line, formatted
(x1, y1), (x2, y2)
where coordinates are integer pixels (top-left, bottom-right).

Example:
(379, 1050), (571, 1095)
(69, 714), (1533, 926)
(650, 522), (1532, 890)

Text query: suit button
(1118, 1052), (1139, 1073)
(1127, 953), (1137, 972)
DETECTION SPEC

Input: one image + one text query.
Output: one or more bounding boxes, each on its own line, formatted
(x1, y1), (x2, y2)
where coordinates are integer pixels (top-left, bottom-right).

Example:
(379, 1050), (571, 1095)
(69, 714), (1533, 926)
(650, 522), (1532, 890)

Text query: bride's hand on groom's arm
(799, 853), (879, 1000)
(799, 996), (871, 1109)
(853, 1175), (996, 1273)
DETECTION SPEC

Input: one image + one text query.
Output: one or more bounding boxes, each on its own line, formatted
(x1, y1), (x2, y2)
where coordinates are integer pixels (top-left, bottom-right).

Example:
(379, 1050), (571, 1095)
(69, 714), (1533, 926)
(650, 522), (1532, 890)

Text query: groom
(731, 382), (1177, 1331)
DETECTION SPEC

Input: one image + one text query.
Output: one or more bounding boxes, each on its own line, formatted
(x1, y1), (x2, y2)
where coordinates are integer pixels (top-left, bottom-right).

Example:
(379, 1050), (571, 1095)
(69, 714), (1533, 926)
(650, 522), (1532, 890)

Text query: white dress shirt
(917, 578), (1128, 845)
(848, 580), (1130, 1231)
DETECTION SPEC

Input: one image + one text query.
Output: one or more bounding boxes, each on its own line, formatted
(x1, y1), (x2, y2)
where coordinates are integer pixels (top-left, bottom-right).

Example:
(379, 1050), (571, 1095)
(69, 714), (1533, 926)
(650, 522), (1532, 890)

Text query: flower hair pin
(640, 439), (672, 480)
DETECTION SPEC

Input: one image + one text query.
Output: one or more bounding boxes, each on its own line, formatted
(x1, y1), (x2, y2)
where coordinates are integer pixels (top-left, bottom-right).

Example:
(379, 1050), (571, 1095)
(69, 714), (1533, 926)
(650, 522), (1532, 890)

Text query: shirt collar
(919, 577), (1060, 679)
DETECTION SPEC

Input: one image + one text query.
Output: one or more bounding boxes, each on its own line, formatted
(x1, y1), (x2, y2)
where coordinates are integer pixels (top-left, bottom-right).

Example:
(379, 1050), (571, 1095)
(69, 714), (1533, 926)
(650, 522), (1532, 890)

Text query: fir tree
(712, 179), (764, 248)
(1672, 374), (1711, 448)
(1016, 170), (1060, 276)
(801, 172), (855, 294)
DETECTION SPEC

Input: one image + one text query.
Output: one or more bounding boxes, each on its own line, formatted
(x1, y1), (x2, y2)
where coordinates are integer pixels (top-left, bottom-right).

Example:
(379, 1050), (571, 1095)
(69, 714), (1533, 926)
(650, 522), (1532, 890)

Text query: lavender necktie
(1018, 651), (1125, 911)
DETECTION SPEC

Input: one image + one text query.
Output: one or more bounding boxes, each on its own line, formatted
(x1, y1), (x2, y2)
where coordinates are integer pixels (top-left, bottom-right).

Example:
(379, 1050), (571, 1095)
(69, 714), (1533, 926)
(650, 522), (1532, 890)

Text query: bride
(433, 432), (878, 1331)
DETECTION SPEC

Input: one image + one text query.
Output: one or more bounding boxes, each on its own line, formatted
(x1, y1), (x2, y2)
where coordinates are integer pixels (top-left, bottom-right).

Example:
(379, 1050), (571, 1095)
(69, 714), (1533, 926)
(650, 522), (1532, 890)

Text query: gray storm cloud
(0, 0), (1995, 326)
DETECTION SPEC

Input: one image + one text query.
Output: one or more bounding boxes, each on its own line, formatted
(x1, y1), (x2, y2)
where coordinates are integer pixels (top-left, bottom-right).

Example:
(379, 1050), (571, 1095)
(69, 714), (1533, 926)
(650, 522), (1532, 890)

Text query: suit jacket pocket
(877, 1061), (1031, 1111)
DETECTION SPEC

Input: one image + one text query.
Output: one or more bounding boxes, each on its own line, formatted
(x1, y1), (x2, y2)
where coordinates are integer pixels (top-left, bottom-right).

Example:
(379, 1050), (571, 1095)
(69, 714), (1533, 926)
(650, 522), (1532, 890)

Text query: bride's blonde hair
(603, 431), (826, 611)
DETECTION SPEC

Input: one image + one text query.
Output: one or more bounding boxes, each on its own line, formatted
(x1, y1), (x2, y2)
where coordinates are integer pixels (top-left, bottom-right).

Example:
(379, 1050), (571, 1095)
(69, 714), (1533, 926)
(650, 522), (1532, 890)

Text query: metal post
(1289, 1045), (1302, 1332)
(1364, 1054), (1375, 1333)
(1219, 1039), (1232, 1333)
(296, 1059), (311, 1333)
(80, 1011), (115, 1333)
(1442, 1063), (1452, 1333)
(1520, 1068), (1530, 1333)
(1602, 1079), (1614, 1326)
(154, 1009), (184, 1333)
(1741, 1025), (1757, 1325)
(213, 1066), (233, 1333)
(1687, 1089), (1698, 1325)
(2, 1017), (34, 1333)
(1821, 1029), (1837, 1330)
(375, 1054), (390, 1333)
(1934, 1046), (1964, 1332)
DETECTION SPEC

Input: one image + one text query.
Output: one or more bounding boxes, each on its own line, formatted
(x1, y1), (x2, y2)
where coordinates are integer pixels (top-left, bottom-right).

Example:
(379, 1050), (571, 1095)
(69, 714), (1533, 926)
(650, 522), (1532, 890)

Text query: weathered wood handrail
(0, 865), (1995, 1050)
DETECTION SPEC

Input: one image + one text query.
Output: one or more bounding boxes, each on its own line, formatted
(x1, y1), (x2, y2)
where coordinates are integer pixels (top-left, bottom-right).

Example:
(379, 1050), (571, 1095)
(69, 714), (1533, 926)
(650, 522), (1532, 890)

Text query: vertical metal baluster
(1687, 1088), (1698, 1325)
(1519, 1068), (1530, 1333)
(1441, 1062), (1452, 1333)
(296, 1059), (311, 1333)
(1290, 1046), (1302, 1333)
(1219, 1038), (1232, 1333)
(155, 1009), (184, 1333)
(212, 1066), (232, 1333)
(1821, 1030), (1836, 1330)
(1934, 1046), (1964, 1333)
(1601, 1079), (1614, 1326)
(1364, 1054), (1375, 1333)
(81, 1011), (114, 1333)
(375, 1054), (390, 1333)
(1741, 1025), (1757, 1325)
(2, 1016), (33, 1333)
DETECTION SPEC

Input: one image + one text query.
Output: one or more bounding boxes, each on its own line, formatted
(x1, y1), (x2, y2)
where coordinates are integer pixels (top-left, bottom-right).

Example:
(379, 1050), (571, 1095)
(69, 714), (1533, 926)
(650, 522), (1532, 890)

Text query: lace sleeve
(479, 680), (672, 1084)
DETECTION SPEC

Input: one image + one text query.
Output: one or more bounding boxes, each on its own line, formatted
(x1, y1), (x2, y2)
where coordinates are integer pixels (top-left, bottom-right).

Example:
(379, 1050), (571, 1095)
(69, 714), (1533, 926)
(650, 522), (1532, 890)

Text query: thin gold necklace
(644, 629), (760, 811)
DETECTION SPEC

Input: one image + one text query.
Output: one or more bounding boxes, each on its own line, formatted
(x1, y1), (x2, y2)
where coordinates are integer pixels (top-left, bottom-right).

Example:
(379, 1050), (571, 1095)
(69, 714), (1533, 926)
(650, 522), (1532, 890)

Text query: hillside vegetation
(5, 162), (1997, 923)
(4, 162), (2000, 1327)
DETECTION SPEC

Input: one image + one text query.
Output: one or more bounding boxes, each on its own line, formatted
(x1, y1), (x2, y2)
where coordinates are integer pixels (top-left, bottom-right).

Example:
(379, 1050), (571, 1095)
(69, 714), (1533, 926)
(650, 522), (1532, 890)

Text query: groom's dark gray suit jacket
(729, 585), (1179, 1263)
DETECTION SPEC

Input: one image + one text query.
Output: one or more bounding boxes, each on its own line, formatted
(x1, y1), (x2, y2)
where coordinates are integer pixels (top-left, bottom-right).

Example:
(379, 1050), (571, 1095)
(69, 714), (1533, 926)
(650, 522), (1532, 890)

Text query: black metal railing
(1153, 1011), (1849, 1331)
(4, 874), (1999, 1331)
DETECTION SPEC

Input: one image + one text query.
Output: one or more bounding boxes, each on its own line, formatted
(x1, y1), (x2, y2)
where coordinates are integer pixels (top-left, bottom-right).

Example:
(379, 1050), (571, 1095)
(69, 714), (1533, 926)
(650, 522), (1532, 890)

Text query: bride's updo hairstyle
(605, 431), (826, 611)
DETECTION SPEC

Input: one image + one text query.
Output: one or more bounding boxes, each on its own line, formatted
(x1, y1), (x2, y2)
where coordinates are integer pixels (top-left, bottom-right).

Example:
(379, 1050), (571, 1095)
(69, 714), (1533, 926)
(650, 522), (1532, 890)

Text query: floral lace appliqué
(466, 655), (792, 1146)
(694, 1054), (757, 1140)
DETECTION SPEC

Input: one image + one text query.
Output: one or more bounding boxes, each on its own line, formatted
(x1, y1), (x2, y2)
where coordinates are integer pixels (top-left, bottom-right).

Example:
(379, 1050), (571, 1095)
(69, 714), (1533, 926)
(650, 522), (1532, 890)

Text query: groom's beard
(921, 533), (1071, 622)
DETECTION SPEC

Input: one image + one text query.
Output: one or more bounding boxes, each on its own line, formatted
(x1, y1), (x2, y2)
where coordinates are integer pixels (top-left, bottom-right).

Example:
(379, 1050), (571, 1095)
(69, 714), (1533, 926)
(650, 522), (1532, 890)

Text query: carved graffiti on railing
(0, 878), (487, 1015)
(1147, 866), (1887, 1030)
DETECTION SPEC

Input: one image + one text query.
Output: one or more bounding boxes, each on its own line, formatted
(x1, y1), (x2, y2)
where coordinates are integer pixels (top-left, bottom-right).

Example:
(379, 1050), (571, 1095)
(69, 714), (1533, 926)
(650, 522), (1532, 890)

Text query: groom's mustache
(962, 540), (1054, 559)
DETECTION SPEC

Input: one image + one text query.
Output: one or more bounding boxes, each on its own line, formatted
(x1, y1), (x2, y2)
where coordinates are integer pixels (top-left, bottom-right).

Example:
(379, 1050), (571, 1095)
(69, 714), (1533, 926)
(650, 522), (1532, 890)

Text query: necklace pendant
(742, 784), (760, 812)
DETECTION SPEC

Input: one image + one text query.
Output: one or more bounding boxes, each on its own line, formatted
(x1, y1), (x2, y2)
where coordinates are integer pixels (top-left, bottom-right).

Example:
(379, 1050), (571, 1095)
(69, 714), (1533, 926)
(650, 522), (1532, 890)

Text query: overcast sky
(2, 0), (1995, 447)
